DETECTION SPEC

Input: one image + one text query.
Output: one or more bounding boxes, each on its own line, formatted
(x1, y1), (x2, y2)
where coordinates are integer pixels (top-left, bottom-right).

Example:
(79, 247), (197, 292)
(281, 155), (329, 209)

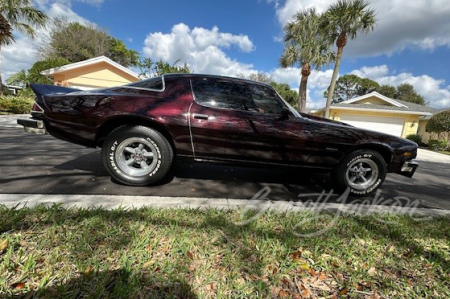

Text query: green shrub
(406, 134), (422, 144)
(0, 95), (34, 114)
(429, 139), (449, 151)
(426, 111), (450, 135)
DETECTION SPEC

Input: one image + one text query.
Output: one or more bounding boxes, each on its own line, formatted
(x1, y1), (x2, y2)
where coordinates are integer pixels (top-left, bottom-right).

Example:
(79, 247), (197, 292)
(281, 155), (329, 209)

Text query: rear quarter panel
(41, 78), (194, 156)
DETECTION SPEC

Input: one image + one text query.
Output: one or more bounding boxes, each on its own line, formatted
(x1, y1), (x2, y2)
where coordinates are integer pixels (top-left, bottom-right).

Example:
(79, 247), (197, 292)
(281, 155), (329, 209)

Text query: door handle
(193, 114), (209, 120)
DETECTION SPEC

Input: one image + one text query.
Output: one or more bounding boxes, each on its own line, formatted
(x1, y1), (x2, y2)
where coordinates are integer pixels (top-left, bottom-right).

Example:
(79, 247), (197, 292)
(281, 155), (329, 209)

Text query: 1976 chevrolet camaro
(18, 74), (419, 196)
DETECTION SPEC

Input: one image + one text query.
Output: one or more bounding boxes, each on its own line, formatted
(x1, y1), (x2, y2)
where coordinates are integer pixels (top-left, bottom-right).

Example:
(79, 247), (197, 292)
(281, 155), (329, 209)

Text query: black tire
(102, 125), (173, 186)
(332, 149), (387, 196)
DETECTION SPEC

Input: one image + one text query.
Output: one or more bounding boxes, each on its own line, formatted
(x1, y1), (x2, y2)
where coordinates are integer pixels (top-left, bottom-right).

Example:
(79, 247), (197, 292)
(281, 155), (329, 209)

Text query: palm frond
(281, 7), (333, 69)
(320, 0), (376, 42)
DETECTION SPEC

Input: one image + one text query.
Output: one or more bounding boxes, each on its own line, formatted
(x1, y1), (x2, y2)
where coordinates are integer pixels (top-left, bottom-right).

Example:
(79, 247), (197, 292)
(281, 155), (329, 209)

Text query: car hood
(301, 113), (417, 150)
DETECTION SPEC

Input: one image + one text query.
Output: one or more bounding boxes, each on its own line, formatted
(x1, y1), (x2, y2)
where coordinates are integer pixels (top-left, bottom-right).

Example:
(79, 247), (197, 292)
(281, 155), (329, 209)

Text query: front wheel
(332, 150), (387, 196)
(102, 125), (173, 186)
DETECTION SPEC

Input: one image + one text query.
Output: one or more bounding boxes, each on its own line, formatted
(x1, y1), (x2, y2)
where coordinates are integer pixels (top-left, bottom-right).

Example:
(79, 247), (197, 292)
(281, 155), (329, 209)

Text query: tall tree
(0, 0), (47, 94)
(248, 72), (272, 84)
(321, 0), (376, 118)
(42, 20), (139, 67)
(108, 38), (139, 67)
(377, 84), (397, 98)
(270, 82), (298, 108)
(396, 83), (425, 105)
(280, 8), (334, 113)
(138, 58), (190, 77)
(6, 69), (28, 86)
(324, 74), (379, 103)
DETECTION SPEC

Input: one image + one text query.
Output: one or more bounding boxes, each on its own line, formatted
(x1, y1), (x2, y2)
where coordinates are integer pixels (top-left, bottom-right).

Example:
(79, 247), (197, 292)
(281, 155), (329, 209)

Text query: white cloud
(351, 65), (389, 79)
(143, 23), (256, 76)
(374, 72), (450, 108)
(270, 0), (450, 57)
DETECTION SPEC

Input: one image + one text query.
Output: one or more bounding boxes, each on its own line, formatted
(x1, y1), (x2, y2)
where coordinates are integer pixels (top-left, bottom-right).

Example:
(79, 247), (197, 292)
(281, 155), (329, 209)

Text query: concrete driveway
(0, 121), (449, 210)
(417, 148), (450, 164)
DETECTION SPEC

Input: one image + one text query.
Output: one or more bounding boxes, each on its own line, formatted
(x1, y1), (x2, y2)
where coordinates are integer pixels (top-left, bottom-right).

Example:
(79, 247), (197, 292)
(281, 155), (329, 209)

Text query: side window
(249, 85), (284, 115)
(192, 79), (253, 110)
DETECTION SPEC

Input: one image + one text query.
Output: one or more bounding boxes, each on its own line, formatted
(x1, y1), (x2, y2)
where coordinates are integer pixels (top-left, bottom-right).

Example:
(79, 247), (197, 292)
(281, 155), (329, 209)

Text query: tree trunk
(324, 45), (344, 118)
(298, 63), (311, 113)
(0, 44), (3, 96)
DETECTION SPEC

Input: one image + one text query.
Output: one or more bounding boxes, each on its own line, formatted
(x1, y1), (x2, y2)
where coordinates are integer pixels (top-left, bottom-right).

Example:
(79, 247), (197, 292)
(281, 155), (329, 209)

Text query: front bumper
(398, 160), (419, 178)
(17, 118), (47, 135)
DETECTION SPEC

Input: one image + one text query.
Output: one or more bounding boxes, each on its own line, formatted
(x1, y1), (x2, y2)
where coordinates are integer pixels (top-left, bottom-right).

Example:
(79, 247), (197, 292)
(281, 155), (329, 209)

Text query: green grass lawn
(439, 151), (450, 156)
(1, 205), (449, 298)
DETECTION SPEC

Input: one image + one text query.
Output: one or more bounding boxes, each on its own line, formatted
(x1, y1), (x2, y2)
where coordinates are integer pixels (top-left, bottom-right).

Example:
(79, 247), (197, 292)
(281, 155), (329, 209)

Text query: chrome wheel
(345, 158), (379, 191)
(115, 137), (159, 176)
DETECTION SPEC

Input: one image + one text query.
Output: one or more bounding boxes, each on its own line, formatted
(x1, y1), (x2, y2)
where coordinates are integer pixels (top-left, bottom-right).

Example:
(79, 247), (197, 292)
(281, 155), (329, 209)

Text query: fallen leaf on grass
(301, 288), (311, 298)
(278, 290), (290, 298)
(297, 259), (310, 270)
(368, 267), (377, 276)
(0, 239), (9, 252)
(12, 282), (25, 290)
(339, 286), (348, 295)
(187, 251), (194, 260)
(290, 250), (302, 260)
(83, 266), (93, 275)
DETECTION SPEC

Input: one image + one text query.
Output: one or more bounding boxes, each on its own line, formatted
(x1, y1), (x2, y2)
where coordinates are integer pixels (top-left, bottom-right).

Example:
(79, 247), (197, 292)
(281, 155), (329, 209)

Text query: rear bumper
(397, 160), (419, 178)
(17, 118), (47, 135)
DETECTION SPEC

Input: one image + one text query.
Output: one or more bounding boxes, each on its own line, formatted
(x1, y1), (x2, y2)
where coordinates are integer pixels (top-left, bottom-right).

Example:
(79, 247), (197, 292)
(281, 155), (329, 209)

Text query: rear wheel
(332, 150), (387, 196)
(102, 126), (173, 186)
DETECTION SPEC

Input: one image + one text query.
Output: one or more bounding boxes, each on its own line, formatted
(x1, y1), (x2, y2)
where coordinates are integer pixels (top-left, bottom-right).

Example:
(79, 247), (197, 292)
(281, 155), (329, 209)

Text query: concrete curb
(1, 194), (449, 217)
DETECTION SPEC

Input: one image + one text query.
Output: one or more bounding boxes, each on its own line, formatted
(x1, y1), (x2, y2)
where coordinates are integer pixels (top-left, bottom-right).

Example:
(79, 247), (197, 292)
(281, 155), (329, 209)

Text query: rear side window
(192, 79), (252, 110)
(127, 77), (164, 90)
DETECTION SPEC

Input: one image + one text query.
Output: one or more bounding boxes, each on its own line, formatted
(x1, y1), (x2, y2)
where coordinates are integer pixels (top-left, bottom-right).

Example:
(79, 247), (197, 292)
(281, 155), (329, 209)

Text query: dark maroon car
(18, 74), (418, 196)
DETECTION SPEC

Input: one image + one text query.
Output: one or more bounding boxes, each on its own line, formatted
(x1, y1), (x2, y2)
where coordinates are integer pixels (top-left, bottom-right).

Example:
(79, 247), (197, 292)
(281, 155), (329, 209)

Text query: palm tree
(280, 8), (334, 113)
(6, 69), (28, 86)
(321, 0), (376, 118)
(0, 0), (47, 95)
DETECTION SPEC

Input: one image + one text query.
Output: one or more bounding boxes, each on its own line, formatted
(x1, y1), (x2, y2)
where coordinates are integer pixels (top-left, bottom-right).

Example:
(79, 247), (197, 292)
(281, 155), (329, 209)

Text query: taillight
(32, 102), (44, 113)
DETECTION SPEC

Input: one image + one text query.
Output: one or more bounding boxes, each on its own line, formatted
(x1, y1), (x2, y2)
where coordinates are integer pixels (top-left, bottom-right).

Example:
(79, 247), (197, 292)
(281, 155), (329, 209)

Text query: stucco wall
(52, 61), (138, 89)
(329, 109), (419, 138)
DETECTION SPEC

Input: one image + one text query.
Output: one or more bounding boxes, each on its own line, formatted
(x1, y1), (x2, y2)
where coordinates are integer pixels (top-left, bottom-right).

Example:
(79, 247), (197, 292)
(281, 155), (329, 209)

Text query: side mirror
(278, 107), (290, 120)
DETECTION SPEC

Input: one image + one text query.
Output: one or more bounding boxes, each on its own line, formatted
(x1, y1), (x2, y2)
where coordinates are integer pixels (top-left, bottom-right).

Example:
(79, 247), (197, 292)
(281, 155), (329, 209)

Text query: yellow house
(311, 92), (440, 139)
(40, 56), (140, 90)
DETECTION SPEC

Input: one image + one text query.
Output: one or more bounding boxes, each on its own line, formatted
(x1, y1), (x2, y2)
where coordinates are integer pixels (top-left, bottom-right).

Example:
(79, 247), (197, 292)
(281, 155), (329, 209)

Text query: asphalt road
(1, 127), (449, 209)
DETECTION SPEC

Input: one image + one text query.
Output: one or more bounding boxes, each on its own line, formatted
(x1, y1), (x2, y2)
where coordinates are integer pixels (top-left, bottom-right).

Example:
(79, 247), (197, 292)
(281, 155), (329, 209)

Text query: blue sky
(2, 0), (450, 109)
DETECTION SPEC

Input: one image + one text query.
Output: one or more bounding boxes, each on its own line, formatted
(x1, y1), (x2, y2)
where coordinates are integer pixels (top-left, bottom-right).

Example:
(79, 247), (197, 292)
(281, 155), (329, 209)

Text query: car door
(189, 78), (315, 165)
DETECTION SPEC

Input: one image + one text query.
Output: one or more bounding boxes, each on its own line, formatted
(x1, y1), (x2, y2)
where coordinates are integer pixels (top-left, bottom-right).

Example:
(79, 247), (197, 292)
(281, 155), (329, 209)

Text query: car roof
(163, 73), (273, 88)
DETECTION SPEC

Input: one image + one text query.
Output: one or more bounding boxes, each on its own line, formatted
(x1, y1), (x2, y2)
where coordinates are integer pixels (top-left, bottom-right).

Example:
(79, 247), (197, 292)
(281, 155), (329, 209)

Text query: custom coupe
(18, 74), (418, 196)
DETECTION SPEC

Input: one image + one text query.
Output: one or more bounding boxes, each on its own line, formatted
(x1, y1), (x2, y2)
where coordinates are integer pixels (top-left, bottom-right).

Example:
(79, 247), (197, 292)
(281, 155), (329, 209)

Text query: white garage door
(340, 114), (405, 137)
